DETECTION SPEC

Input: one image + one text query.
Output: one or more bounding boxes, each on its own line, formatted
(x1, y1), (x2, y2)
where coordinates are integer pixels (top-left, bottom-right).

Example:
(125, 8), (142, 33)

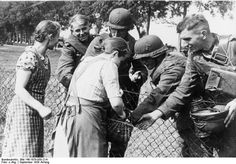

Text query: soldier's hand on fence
(39, 106), (52, 120)
(136, 110), (163, 130)
(224, 99), (236, 128)
(129, 71), (141, 82)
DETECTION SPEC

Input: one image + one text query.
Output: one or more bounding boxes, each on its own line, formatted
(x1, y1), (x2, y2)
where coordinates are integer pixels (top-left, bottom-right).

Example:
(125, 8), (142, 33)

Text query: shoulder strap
(211, 35), (231, 65)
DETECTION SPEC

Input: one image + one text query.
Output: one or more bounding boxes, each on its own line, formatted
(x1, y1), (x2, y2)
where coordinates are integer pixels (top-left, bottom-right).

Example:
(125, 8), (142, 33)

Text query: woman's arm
(15, 69), (51, 119)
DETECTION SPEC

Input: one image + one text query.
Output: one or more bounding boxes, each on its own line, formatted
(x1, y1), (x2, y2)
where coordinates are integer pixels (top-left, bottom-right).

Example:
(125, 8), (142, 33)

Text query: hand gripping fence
(0, 67), (223, 157)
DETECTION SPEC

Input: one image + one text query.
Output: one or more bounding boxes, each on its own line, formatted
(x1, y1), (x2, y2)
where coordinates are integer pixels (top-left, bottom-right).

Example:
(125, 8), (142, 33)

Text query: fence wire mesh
(0, 67), (220, 157)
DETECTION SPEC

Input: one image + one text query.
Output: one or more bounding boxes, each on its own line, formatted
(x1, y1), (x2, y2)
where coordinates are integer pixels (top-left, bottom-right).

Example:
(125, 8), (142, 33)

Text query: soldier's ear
(201, 30), (207, 40)
(111, 50), (119, 57)
(48, 34), (53, 40)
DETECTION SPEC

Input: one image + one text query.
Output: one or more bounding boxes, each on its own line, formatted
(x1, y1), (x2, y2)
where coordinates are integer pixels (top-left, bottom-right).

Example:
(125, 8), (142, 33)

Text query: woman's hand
(15, 70), (52, 119)
(224, 99), (236, 128)
(136, 110), (163, 130)
(39, 106), (52, 120)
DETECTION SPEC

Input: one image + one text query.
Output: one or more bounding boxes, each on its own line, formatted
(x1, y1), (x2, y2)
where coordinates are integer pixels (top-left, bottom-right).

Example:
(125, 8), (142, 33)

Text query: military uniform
(131, 35), (203, 157)
(57, 34), (94, 89)
(84, 7), (148, 157)
(111, 34), (147, 157)
(157, 33), (236, 157)
(84, 32), (148, 157)
(131, 52), (187, 124)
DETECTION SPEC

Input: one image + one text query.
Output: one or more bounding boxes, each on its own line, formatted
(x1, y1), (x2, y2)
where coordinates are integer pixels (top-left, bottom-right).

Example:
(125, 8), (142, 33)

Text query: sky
(62, 1), (236, 48)
(130, 2), (236, 48)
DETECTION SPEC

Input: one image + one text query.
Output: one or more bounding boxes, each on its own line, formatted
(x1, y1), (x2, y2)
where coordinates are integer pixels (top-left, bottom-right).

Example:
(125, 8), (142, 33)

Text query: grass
(0, 45), (61, 73)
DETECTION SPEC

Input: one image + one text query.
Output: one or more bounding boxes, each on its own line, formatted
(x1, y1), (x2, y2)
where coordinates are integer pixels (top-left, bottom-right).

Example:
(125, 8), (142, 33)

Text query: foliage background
(0, 0), (235, 44)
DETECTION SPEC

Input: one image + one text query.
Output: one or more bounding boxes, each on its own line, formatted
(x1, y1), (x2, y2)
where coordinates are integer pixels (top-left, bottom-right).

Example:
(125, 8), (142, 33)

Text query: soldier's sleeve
(130, 63), (185, 124)
(84, 33), (110, 58)
(157, 55), (200, 120)
(56, 43), (77, 89)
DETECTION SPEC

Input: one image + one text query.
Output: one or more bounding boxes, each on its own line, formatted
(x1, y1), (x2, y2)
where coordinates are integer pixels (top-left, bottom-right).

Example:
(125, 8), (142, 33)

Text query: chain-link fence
(0, 67), (221, 157)
(0, 67), (66, 157)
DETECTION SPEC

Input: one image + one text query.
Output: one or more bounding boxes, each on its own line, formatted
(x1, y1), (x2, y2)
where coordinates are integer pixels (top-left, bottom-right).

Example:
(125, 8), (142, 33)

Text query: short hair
(176, 14), (210, 33)
(34, 20), (61, 42)
(69, 14), (90, 27)
(103, 37), (130, 57)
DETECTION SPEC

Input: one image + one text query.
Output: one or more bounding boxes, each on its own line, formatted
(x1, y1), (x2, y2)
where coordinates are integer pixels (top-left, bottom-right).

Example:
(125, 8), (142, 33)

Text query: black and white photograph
(0, 0), (236, 161)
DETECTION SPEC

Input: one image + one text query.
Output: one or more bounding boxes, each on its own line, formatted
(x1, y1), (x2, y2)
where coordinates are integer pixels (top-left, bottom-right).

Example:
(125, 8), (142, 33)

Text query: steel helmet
(190, 103), (229, 137)
(107, 8), (134, 30)
(133, 35), (168, 60)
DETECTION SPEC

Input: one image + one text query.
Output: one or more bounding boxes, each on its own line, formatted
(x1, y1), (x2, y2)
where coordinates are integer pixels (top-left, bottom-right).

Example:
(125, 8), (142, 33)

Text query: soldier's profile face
(140, 57), (156, 70)
(180, 28), (206, 53)
(71, 22), (91, 42)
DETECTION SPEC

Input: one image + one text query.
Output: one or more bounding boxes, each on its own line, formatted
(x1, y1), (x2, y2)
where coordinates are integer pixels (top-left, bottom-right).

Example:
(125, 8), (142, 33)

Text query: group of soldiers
(52, 7), (236, 157)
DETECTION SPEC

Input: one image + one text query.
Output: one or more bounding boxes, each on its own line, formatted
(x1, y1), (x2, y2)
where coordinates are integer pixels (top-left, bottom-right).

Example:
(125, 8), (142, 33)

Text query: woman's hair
(34, 20), (61, 42)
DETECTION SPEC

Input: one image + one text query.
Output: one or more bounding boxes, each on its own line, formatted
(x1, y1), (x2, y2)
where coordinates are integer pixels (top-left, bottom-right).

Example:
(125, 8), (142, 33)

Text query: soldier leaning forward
(130, 35), (203, 157)
(57, 14), (95, 89)
(154, 14), (236, 157)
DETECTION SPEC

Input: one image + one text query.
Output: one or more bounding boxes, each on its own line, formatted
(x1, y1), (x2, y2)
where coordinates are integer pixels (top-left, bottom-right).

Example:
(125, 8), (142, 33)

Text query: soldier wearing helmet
(84, 8), (148, 157)
(57, 14), (95, 89)
(107, 8), (134, 40)
(130, 35), (203, 157)
(140, 14), (236, 157)
(131, 35), (185, 124)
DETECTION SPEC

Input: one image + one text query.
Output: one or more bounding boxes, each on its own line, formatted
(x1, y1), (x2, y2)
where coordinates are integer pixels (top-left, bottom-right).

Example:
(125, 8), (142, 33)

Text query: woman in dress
(2, 20), (60, 157)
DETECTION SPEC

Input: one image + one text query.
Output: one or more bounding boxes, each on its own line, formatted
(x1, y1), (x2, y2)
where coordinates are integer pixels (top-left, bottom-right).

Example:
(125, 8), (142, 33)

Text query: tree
(83, 0), (170, 37)
(194, 0), (234, 17)
(0, 1), (234, 43)
(167, 1), (191, 18)
(74, 0), (190, 37)
(127, 0), (169, 36)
